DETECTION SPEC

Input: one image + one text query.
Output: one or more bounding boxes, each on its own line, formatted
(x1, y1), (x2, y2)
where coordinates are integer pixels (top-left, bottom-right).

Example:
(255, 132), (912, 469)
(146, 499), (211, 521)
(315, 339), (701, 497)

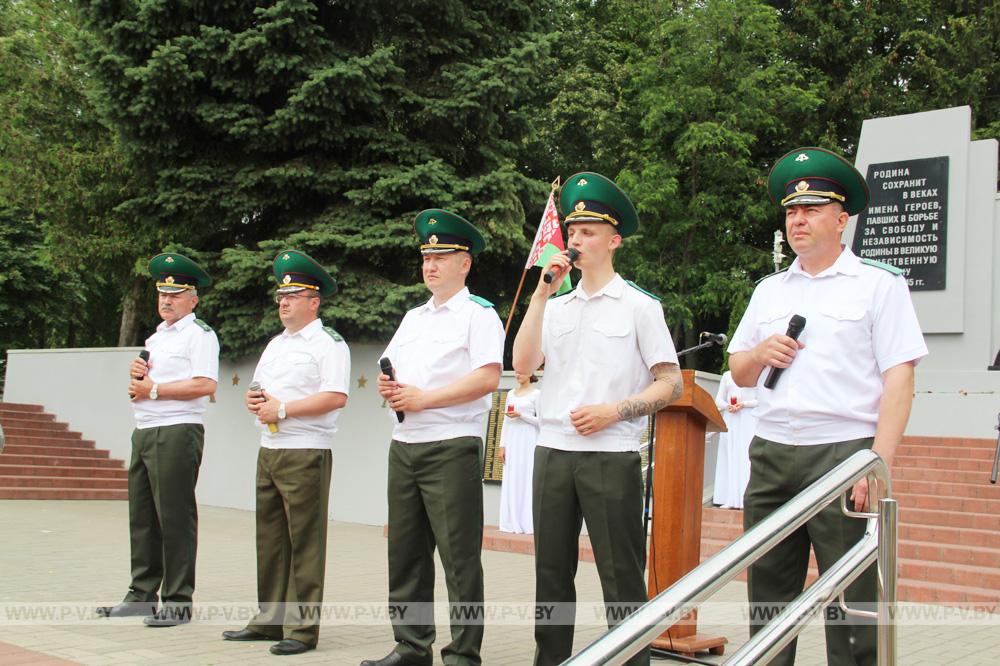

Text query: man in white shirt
(513, 173), (682, 666)
(362, 210), (503, 666)
(728, 147), (928, 666)
(98, 253), (219, 627)
(222, 250), (350, 656)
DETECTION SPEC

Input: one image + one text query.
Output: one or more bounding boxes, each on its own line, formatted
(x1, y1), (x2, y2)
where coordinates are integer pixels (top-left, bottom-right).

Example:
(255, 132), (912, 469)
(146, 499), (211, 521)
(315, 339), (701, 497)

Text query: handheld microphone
(249, 381), (279, 433)
(543, 248), (580, 284)
(129, 350), (151, 401)
(379, 357), (405, 423)
(763, 315), (806, 390)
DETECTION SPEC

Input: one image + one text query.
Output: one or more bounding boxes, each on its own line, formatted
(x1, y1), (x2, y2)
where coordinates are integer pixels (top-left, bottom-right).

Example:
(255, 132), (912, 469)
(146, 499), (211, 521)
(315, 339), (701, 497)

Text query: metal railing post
(877, 498), (898, 666)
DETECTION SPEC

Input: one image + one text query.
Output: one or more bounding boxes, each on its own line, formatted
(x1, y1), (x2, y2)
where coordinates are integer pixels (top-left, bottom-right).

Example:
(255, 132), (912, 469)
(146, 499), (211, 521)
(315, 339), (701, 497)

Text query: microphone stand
(676, 339), (717, 358)
(991, 412), (999, 484)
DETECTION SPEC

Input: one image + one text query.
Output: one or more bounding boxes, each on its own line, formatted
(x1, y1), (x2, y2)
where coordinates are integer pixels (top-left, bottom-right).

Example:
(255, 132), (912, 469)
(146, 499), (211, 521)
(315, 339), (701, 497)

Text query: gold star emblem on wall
(357, 375), (368, 389)
(232, 373), (240, 386)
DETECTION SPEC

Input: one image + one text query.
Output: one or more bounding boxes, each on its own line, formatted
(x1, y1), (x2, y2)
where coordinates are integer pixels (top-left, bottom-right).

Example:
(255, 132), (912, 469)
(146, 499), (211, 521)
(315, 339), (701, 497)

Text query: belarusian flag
(527, 190), (572, 294)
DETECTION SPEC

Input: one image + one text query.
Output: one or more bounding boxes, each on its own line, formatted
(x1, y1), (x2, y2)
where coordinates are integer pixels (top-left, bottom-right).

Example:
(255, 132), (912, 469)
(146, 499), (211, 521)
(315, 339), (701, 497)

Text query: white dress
(498, 388), (540, 533)
(712, 372), (758, 509)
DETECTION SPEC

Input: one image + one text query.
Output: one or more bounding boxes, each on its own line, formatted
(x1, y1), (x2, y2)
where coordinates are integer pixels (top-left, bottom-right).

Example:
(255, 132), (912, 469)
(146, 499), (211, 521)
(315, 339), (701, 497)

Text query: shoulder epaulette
(322, 326), (344, 342)
(755, 268), (788, 285)
(193, 318), (213, 332)
(860, 258), (904, 276)
(468, 295), (494, 308)
(625, 280), (661, 301)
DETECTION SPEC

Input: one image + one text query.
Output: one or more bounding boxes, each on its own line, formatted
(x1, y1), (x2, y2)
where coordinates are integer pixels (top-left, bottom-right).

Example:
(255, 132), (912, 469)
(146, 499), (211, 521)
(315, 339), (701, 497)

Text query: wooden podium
(646, 369), (728, 656)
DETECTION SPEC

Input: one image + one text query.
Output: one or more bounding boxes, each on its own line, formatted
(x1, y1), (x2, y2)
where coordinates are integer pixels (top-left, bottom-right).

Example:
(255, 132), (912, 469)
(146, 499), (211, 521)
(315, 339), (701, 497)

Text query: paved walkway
(0, 501), (996, 665)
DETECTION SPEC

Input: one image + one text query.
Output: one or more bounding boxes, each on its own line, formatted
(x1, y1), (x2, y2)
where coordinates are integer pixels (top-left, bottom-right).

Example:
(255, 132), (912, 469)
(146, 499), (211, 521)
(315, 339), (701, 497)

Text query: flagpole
(504, 176), (561, 336)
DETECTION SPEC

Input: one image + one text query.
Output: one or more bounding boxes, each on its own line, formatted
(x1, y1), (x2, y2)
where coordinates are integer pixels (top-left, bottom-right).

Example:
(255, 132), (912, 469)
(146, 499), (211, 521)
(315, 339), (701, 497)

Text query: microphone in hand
(129, 350), (150, 401)
(763, 315), (806, 390)
(249, 381), (279, 433)
(543, 248), (580, 284)
(379, 357), (405, 423)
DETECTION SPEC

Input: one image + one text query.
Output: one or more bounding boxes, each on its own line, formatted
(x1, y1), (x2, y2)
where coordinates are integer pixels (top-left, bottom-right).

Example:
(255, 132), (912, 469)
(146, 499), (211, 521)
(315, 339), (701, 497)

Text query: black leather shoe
(96, 601), (157, 618)
(269, 639), (315, 655)
(360, 651), (431, 666)
(222, 628), (272, 641)
(143, 607), (191, 627)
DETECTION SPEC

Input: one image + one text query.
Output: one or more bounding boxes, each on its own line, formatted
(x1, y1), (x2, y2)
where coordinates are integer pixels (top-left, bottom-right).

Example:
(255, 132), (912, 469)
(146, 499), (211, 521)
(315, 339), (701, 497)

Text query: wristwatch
(277, 402), (287, 420)
(150, 384), (159, 400)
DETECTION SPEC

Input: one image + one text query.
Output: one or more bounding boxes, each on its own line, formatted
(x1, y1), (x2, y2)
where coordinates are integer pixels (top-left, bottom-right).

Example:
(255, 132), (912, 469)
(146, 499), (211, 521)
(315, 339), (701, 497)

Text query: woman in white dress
(712, 371), (758, 509)
(498, 372), (540, 533)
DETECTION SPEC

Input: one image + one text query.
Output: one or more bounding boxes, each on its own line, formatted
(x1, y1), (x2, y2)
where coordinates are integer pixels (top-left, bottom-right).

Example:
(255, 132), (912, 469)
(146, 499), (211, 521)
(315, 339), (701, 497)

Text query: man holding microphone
(728, 147), (927, 666)
(513, 173), (682, 666)
(222, 250), (350, 655)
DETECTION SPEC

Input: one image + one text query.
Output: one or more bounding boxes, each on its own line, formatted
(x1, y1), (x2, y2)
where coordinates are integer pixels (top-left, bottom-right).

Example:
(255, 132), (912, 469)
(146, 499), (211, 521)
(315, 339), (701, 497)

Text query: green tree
(80, 0), (556, 357)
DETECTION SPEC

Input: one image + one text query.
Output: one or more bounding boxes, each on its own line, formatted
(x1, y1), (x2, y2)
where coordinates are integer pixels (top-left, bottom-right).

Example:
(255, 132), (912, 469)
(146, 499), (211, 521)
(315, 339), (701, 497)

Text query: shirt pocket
(153, 343), (191, 381)
(589, 319), (633, 357)
(289, 350), (320, 385)
(816, 301), (868, 347)
(755, 306), (793, 339)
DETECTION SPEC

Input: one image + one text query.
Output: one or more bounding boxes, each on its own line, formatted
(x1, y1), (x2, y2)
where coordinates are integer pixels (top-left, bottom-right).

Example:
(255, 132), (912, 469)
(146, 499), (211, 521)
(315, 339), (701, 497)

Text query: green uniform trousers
(532, 447), (650, 666)
(247, 447), (332, 647)
(125, 423), (204, 614)
(386, 437), (484, 666)
(744, 436), (878, 666)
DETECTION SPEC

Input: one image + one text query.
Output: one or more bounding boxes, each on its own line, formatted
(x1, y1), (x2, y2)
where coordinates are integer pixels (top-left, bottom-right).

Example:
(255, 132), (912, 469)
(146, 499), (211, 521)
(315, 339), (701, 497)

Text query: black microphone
(763, 315), (806, 390)
(379, 357), (405, 423)
(700, 332), (728, 346)
(129, 350), (150, 400)
(543, 248), (580, 284)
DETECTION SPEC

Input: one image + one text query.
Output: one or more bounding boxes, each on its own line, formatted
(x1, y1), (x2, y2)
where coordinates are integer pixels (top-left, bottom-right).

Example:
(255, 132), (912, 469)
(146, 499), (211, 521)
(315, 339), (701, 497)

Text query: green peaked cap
(414, 209), (486, 255)
(148, 253), (211, 293)
(768, 147), (870, 216)
(559, 172), (639, 237)
(272, 250), (337, 297)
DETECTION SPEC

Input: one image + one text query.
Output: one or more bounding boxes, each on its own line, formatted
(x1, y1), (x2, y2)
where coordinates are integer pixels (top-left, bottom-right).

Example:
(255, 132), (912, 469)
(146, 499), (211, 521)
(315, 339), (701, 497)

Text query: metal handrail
(562, 449), (897, 666)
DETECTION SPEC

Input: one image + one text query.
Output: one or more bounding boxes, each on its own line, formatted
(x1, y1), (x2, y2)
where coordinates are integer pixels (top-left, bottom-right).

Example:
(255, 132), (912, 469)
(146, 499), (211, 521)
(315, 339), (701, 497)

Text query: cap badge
(282, 274), (291, 284)
(577, 178), (588, 186)
(428, 218), (437, 226)
(283, 253), (290, 260)
(795, 180), (810, 192)
(429, 234), (439, 245)
(165, 256), (174, 263)
(574, 202), (586, 212)
(165, 276), (175, 284)
(795, 153), (809, 162)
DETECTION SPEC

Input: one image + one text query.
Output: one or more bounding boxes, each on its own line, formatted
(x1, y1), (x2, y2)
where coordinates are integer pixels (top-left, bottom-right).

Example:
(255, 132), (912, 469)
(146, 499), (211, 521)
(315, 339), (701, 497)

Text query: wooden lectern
(647, 369), (728, 656)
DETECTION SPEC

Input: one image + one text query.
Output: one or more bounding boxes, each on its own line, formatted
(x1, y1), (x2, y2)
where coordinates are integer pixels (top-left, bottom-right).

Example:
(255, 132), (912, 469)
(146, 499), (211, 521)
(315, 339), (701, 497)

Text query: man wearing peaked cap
(513, 173), (682, 666)
(728, 147), (927, 666)
(363, 210), (503, 666)
(222, 250), (350, 655)
(98, 253), (220, 626)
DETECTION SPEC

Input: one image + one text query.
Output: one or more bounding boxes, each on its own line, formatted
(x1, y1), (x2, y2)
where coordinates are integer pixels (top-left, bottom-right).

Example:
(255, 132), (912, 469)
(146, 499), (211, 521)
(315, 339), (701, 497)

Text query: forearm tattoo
(616, 363), (681, 420)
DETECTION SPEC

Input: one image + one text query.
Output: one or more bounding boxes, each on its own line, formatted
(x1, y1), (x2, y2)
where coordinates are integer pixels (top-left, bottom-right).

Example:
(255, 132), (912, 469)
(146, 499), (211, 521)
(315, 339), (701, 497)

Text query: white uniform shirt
(252, 318), (351, 450)
(538, 274), (678, 452)
(728, 247), (928, 445)
(133, 312), (220, 429)
(381, 287), (504, 443)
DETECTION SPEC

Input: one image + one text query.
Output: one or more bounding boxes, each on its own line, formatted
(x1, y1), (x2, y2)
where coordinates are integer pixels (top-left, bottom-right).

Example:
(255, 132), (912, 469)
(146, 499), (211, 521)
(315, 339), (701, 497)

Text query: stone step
(893, 455), (991, 472)
(0, 454), (124, 469)
(0, 464), (128, 479)
(892, 467), (995, 484)
(892, 478), (1000, 500)
(0, 417), (68, 431)
(0, 410), (55, 423)
(0, 487), (128, 500)
(0, 402), (45, 413)
(895, 492), (1000, 514)
(3, 430), (87, 442)
(1, 444), (108, 459)
(896, 444), (996, 460)
(0, 475), (127, 490)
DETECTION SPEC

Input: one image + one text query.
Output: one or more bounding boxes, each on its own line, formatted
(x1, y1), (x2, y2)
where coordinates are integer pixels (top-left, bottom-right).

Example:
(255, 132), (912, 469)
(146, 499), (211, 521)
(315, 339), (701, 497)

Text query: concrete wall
(4, 347), (724, 522)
